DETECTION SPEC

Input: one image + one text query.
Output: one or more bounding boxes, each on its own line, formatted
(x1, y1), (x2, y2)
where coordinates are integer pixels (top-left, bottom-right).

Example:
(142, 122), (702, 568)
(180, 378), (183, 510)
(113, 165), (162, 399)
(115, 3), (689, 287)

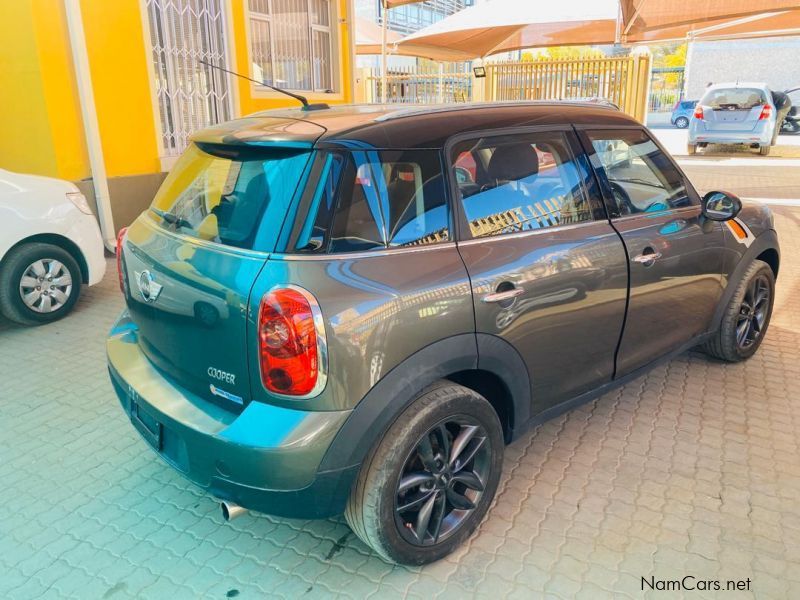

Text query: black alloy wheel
(345, 381), (504, 565)
(394, 418), (490, 546)
(735, 273), (771, 350)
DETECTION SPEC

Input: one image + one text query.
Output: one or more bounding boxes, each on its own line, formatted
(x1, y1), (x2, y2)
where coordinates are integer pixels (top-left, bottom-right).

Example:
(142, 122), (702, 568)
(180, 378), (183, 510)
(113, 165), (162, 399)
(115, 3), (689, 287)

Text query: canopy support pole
(381, 0), (388, 103)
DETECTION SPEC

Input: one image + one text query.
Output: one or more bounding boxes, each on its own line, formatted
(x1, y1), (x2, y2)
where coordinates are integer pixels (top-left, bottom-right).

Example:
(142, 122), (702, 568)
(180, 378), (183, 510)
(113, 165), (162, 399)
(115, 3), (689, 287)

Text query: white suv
(0, 169), (106, 325)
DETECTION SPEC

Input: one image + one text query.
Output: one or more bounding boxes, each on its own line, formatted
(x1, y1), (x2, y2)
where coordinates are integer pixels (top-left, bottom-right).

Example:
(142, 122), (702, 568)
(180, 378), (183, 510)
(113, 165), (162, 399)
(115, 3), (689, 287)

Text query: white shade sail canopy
(620, 0), (800, 38)
(395, 0), (800, 60)
(354, 16), (472, 60)
(397, 0), (619, 60)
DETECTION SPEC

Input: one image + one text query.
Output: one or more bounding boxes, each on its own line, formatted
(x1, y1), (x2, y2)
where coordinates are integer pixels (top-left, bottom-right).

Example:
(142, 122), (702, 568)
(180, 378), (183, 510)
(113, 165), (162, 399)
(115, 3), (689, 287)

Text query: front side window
(586, 129), (693, 216)
(295, 150), (450, 253)
(248, 0), (334, 92)
(451, 131), (601, 239)
(150, 142), (311, 250)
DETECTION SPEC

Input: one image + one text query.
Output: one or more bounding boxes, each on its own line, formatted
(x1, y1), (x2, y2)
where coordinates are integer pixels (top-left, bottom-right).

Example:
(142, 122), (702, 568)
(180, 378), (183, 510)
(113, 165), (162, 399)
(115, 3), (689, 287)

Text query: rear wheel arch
(317, 333), (531, 476)
(446, 369), (514, 443)
(3, 233), (88, 284)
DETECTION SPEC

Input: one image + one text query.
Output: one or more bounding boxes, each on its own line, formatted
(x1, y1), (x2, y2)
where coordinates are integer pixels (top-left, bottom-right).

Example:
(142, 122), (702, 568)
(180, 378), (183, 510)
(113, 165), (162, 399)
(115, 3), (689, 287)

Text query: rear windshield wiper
(150, 207), (192, 229)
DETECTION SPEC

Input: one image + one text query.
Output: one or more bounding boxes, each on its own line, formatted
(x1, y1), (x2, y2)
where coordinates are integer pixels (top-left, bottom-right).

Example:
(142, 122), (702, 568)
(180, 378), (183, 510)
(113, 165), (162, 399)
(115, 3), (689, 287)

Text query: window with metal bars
(145, 0), (233, 158)
(248, 0), (335, 92)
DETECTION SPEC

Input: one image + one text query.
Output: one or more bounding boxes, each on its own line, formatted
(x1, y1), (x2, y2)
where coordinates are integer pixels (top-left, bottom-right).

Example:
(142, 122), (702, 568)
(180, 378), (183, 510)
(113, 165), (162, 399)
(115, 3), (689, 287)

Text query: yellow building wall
(80, 0), (161, 178)
(0, 1), (63, 178)
(0, 0), (354, 183)
(31, 0), (89, 180)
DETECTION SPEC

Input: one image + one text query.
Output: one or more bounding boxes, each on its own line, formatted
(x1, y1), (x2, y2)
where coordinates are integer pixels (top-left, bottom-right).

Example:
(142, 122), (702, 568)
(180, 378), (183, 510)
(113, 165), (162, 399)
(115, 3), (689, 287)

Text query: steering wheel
(609, 181), (636, 215)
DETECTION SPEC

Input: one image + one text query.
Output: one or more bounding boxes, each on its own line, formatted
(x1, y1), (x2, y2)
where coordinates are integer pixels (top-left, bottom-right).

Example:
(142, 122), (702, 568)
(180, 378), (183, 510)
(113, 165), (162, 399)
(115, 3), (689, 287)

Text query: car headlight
(66, 191), (93, 215)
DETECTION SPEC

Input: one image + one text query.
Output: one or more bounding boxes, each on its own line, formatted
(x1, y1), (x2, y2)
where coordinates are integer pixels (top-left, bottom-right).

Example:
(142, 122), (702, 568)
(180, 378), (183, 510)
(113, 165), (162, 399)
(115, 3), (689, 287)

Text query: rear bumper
(688, 124), (773, 146)
(106, 311), (356, 518)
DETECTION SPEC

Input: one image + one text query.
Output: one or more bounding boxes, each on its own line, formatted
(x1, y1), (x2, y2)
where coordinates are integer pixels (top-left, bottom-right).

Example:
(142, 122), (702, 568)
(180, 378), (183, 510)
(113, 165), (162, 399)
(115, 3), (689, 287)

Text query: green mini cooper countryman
(108, 102), (779, 564)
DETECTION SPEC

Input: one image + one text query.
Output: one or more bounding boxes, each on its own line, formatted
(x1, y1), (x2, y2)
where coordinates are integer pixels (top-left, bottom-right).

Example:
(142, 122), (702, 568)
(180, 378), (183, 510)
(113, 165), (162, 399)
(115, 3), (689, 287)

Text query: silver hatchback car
(688, 82), (778, 155)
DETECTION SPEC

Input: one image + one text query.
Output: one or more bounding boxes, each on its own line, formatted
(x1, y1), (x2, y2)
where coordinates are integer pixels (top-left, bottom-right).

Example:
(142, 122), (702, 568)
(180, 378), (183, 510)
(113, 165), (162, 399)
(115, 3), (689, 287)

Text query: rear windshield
(702, 88), (767, 110)
(149, 142), (311, 250)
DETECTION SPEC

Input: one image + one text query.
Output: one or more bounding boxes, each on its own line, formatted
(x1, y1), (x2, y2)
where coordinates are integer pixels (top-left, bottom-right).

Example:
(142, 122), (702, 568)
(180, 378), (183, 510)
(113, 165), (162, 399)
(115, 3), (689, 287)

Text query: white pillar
(65, 0), (116, 251)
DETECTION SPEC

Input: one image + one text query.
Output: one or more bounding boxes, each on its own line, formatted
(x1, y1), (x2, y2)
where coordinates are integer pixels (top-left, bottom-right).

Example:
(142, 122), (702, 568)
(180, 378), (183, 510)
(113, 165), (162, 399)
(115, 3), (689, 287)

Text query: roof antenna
(198, 59), (329, 111)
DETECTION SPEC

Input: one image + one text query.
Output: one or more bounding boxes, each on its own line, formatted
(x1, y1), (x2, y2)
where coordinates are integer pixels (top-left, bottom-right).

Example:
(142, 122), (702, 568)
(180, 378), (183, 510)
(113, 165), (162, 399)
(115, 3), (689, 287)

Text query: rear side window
(702, 88), (767, 110)
(295, 150), (450, 253)
(680, 101), (696, 109)
(149, 142), (311, 250)
(450, 130), (602, 239)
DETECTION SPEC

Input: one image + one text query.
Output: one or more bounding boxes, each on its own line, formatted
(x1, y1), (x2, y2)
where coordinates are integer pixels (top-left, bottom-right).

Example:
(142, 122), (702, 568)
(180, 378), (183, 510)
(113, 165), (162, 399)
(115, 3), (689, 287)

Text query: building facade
(354, 0), (469, 69)
(0, 0), (356, 230)
(685, 36), (800, 99)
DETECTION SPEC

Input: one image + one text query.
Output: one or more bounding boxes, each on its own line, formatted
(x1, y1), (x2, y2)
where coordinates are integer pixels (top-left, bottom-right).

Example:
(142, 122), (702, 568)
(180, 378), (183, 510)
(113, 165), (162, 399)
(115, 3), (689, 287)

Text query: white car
(0, 169), (106, 325)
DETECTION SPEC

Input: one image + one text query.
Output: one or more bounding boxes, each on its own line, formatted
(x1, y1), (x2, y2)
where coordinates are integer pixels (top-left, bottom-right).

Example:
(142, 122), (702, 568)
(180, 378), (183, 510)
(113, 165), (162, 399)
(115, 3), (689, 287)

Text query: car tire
(759, 145), (771, 156)
(701, 259), (774, 362)
(687, 144), (697, 155)
(675, 117), (689, 129)
(0, 242), (82, 326)
(345, 380), (504, 565)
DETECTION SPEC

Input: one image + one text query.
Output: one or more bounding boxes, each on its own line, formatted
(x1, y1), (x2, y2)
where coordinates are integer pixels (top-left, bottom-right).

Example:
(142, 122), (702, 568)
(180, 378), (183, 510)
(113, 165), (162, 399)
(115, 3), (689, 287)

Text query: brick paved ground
(1, 182), (799, 598)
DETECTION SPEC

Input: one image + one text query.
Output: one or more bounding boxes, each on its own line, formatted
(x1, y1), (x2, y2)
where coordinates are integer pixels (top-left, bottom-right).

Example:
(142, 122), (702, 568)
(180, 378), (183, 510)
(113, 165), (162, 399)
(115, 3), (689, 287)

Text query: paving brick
(2, 194), (800, 598)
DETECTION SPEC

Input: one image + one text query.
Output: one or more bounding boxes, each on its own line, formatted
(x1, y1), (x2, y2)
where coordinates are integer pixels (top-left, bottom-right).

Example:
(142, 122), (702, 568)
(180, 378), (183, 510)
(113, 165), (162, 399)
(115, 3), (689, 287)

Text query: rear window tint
(295, 150), (450, 253)
(149, 142), (311, 250)
(702, 88), (767, 110)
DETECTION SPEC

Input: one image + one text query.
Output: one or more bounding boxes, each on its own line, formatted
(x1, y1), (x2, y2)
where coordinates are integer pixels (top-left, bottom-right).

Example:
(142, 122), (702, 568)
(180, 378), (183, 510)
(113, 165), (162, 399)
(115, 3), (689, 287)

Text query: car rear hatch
(699, 88), (768, 132)
(119, 117), (323, 411)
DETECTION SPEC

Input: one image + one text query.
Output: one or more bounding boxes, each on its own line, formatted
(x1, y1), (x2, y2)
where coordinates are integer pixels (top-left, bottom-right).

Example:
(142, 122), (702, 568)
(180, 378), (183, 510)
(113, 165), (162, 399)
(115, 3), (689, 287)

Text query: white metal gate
(145, 0), (233, 158)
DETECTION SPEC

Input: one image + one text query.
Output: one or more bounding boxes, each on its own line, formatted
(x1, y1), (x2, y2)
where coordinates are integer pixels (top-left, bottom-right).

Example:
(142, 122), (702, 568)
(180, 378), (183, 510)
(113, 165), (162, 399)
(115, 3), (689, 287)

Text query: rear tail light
(693, 105), (704, 120)
(116, 227), (128, 295)
(758, 104), (772, 120)
(258, 286), (327, 397)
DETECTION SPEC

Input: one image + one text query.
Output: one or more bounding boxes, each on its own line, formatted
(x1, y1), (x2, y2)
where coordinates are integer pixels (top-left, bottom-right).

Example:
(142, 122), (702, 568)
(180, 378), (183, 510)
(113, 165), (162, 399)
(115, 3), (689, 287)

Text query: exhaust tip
(220, 500), (246, 521)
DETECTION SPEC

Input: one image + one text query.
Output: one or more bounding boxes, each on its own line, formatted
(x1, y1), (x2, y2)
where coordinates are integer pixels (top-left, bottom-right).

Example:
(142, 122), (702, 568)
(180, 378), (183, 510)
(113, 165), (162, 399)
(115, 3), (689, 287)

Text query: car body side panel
(459, 223), (628, 413)
(0, 169), (106, 284)
(611, 206), (727, 376)
(247, 244), (475, 411)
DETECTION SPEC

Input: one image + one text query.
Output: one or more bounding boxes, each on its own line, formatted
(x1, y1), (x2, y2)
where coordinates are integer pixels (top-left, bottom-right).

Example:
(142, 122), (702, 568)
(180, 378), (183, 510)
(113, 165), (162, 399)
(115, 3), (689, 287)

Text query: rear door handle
(632, 252), (662, 265)
(482, 287), (525, 303)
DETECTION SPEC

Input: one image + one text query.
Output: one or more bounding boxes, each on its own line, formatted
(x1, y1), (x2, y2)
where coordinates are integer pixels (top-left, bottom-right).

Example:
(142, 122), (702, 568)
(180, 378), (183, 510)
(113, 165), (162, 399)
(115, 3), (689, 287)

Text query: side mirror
(701, 191), (742, 221)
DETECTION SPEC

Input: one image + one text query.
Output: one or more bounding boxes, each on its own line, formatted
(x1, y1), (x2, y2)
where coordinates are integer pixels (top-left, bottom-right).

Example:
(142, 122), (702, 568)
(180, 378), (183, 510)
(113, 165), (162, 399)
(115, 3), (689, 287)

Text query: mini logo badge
(136, 270), (163, 303)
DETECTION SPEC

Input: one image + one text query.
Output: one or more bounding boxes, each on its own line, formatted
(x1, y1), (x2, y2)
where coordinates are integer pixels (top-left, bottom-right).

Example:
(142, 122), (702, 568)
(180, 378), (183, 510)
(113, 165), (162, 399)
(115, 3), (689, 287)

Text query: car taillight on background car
(759, 104), (773, 120)
(116, 227), (128, 295)
(258, 286), (327, 397)
(693, 105), (704, 120)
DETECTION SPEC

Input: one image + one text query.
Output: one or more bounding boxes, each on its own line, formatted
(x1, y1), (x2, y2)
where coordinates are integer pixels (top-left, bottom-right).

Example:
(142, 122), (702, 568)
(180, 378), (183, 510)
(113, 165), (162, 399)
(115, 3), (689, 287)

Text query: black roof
(193, 101), (639, 150)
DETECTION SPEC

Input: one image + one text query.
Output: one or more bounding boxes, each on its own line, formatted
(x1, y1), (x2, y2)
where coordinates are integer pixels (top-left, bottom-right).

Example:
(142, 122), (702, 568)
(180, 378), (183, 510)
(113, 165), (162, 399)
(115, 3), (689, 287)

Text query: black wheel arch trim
(475, 332), (532, 439)
(710, 229), (779, 333)
(317, 332), (532, 478)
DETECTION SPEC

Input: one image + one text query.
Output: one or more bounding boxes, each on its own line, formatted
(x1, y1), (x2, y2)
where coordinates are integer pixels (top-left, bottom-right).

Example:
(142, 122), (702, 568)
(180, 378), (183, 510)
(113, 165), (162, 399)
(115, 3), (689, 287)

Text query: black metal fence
(648, 66), (686, 113)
